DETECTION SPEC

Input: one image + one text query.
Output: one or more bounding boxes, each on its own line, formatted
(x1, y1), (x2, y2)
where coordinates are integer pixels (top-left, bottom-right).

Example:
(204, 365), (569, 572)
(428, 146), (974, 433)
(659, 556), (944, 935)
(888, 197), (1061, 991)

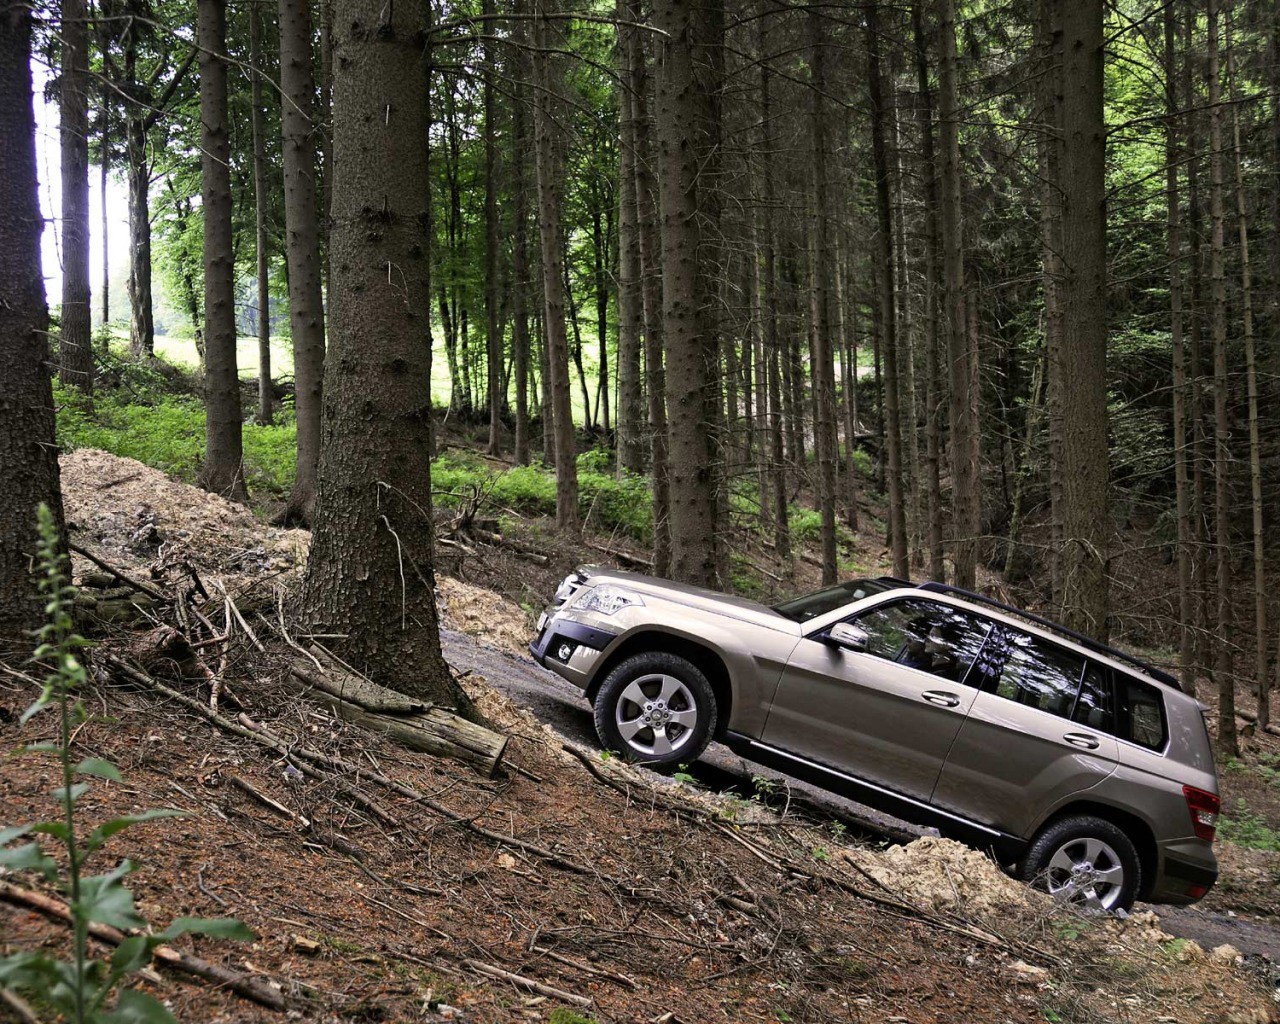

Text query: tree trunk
(278, 0), (326, 524)
(868, 2), (907, 580)
(653, 0), (721, 588)
(1226, 19), (1266, 724)
(197, 0), (247, 503)
(0, 1), (66, 646)
(533, 0), (579, 533)
(122, 9), (154, 360)
(939, 0), (978, 589)
(250, 7), (273, 426)
(1206, 0), (1235, 756)
(1052, 0), (1109, 637)
(99, 83), (110, 329)
(300, 0), (470, 710)
(808, 9), (840, 585)
(616, 6), (645, 475)
(59, 0), (93, 393)
(484, 0), (502, 456)
(512, 0), (532, 466)
(592, 196), (610, 437)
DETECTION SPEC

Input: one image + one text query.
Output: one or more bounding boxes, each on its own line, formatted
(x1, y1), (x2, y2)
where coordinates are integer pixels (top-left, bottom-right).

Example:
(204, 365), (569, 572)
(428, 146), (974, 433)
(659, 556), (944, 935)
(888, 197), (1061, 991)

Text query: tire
(592, 652), (717, 769)
(1019, 814), (1141, 912)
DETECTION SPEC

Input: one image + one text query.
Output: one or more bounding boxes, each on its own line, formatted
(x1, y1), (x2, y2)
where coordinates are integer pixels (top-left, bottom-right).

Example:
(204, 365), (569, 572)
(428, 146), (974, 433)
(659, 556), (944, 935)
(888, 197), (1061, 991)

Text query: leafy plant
(0, 505), (253, 1023)
(1217, 801), (1280, 851)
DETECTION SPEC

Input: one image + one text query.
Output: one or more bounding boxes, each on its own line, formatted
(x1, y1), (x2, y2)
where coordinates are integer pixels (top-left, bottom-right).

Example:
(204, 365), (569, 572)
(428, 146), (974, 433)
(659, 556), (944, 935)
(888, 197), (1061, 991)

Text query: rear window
(990, 627), (1086, 719)
(1116, 674), (1167, 750)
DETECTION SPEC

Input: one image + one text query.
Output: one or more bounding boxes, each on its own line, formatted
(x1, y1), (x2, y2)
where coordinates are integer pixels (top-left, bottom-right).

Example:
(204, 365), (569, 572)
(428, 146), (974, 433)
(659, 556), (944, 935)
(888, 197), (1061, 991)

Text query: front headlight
(574, 585), (645, 616)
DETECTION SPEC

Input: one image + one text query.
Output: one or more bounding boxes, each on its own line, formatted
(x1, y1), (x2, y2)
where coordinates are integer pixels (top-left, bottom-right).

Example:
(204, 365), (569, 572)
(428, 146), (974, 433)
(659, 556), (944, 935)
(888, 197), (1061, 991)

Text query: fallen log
(288, 649), (508, 778)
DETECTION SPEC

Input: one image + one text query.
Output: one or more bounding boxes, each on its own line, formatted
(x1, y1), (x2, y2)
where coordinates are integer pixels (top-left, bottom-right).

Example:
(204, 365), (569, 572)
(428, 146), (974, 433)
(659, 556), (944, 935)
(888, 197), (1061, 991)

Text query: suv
(531, 568), (1220, 910)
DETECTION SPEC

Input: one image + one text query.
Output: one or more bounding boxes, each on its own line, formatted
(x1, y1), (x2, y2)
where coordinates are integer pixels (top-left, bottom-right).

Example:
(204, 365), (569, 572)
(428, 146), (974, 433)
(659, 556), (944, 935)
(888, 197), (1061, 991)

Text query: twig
(67, 543), (166, 602)
(226, 774), (310, 829)
(0, 877), (289, 1011)
(0, 988), (38, 1024)
(531, 945), (638, 989)
(461, 958), (592, 1007)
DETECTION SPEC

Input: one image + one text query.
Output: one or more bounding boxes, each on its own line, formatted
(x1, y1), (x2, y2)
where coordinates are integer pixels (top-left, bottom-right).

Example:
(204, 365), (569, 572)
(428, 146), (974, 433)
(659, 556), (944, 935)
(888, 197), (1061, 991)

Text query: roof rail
(915, 581), (1182, 690)
(876, 575), (914, 587)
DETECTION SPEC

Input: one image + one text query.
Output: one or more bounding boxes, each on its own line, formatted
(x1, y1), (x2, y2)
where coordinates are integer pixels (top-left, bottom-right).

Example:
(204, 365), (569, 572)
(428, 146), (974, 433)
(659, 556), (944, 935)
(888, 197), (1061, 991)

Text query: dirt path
(441, 627), (1280, 972)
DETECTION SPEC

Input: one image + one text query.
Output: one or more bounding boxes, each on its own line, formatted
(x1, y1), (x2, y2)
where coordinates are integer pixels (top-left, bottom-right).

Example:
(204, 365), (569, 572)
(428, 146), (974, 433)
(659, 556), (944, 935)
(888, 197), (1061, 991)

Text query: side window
(992, 628), (1085, 719)
(1116, 675), (1167, 750)
(848, 600), (991, 685)
(1073, 663), (1114, 732)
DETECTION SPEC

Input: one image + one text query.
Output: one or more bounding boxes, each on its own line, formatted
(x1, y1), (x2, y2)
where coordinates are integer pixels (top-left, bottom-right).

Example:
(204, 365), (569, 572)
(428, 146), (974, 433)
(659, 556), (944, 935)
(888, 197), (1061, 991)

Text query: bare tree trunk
(301, 0), (469, 710)
(250, 7), (273, 425)
(533, 0), (579, 533)
(0, 2), (66, 646)
(197, 0), (247, 503)
(1206, 0), (1236, 757)
(59, 0), (93, 392)
(278, 0), (326, 523)
(616, 6), (644, 475)
(99, 79), (110, 329)
(484, 0), (502, 456)
(913, 1), (944, 581)
(808, 8), (840, 585)
(592, 198), (611, 438)
(1226, 18), (1266, 724)
(939, 0), (978, 589)
(512, 0), (532, 466)
(1052, 0), (1108, 636)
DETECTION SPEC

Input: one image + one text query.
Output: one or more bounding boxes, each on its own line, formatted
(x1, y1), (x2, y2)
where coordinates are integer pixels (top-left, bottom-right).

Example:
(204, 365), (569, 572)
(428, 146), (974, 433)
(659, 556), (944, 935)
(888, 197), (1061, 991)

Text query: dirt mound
(61, 449), (309, 585)
(437, 575), (532, 657)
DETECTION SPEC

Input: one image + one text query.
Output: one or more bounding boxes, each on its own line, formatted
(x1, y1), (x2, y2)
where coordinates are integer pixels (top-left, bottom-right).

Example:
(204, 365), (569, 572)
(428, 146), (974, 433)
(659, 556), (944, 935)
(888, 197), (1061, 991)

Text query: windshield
(772, 578), (901, 623)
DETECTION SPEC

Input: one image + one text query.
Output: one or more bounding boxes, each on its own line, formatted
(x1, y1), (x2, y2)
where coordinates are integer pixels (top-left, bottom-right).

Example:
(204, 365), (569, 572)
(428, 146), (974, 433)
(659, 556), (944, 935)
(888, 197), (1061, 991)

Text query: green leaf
(0, 842), (59, 881)
(0, 825), (31, 847)
(99, 987), (180, 1024)
(76, 758), (123, 782)
(84, 810), (186, 856)
(50, 782), (90, 803)
(21, 741), (60, 754)
(30, 820), (72, 841)
(110, 935), (155, 977)
(156, 917), (254, 942)
(76, 862), (146, 931)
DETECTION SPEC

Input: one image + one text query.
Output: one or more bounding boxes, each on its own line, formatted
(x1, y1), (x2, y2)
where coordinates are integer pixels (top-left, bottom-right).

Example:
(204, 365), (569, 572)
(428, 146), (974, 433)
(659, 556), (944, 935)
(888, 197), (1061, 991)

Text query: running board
(722, 732), (1027, 864)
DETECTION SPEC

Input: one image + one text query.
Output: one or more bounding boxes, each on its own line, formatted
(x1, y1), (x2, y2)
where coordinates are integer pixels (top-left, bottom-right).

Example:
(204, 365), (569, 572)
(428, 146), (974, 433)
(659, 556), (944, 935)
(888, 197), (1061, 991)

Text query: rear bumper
(1148, 841), (1218, 905)
(529, 616), (618, 689)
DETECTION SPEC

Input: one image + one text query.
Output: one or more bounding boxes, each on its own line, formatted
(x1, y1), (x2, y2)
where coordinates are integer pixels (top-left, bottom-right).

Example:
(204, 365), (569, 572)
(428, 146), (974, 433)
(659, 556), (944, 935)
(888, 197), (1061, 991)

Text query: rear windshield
(1115, 674), (1167, 751)
(773, 579), (893, 622)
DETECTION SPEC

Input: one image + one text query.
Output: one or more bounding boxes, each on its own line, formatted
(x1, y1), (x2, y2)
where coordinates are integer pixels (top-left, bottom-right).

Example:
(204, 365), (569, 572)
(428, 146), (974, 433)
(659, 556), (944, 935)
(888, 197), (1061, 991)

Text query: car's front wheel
(1019, 814), (1141, 912)
(592, 652), (717, 768)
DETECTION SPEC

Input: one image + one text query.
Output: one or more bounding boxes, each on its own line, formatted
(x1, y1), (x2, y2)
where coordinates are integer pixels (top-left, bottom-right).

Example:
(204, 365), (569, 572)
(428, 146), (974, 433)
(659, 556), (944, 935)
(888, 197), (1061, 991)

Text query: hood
(580, 566), (801, 634)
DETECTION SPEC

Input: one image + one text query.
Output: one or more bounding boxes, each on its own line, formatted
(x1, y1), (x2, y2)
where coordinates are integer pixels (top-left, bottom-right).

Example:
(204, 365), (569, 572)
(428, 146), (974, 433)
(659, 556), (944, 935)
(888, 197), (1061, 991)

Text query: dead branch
(0, 877), (289, 1011)
(461, 958), (591, 1007)
(226, 774), (311, 829)
(68, 542), (167, 602)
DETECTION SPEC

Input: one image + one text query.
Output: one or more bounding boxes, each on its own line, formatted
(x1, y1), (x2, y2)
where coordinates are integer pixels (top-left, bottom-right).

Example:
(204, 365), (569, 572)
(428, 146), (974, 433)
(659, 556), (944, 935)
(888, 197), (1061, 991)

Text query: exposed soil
(1, 450), (1276, 1023)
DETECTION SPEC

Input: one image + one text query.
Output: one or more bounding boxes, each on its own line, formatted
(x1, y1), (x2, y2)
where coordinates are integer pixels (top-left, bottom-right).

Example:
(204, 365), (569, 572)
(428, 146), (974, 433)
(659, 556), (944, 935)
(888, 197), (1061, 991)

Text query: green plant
(548, 1010), (599, 1024)
(0, 506), (253, 1023)
(750, 774), (777, 803)
(1217, 801), (1280, 851)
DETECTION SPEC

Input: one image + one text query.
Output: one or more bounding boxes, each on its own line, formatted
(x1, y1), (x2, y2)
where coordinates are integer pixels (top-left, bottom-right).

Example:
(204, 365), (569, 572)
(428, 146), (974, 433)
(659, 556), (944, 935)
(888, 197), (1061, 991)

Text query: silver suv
(531, 569), (1220, 910)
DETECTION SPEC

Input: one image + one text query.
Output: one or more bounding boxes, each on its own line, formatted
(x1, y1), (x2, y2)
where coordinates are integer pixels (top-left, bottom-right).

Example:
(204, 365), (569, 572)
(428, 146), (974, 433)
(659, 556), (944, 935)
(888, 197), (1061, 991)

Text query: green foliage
(55, 384), (298, 497)
(850, 449), (873, 477)
(1217, 801), (1280, 851)
(0, 507), (253, 1023)
(547, 1010), (599, 1024)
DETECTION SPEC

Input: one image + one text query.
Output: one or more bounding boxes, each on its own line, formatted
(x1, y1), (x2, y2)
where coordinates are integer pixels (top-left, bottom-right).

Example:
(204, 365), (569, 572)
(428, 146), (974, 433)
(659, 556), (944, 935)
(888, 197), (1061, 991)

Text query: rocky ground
(0, 449), (1276, 1023)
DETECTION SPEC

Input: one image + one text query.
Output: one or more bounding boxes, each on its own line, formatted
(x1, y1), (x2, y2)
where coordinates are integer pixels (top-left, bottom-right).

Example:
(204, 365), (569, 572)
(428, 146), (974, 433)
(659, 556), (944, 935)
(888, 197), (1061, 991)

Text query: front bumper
(529, 614), (618, 689)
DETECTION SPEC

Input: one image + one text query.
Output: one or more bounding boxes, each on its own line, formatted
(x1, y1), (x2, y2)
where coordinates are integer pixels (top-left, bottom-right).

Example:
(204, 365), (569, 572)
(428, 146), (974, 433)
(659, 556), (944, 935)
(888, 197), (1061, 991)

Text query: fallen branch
(68, 543), (167, 603)
(0, 877), (288, 1011)
(586, 542), (653, 570)
(461, 958), (591, 1007)
(226, 774), (310, 829)
(531, 945), (638, 989)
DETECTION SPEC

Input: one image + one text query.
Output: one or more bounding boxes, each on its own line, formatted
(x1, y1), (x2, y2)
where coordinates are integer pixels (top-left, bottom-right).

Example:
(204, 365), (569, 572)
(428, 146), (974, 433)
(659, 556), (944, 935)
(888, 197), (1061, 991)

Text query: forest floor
(1, 448), (1278, 1023)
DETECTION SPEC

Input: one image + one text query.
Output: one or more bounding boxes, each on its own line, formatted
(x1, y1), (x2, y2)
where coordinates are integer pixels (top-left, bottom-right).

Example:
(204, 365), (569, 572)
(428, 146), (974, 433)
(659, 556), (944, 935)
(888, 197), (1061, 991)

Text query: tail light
(1183, 785), (1220, 842)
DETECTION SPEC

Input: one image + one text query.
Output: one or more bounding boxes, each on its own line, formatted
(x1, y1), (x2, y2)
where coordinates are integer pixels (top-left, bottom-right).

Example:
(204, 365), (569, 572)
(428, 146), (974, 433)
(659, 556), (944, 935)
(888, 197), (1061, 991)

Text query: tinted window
(775, 578), (893, 622)
(1116, 675), (1166, 750)
(847, 599), (991, 685)
(990, 628), (1085, 719)
(1073, 663), (1114, 732)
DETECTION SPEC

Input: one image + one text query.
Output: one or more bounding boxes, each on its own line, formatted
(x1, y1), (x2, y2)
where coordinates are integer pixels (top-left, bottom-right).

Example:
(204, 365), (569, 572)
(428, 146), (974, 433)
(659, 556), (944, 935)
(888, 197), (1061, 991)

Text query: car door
(930, 627), (1119, 837)
(760, 598), (993, 803)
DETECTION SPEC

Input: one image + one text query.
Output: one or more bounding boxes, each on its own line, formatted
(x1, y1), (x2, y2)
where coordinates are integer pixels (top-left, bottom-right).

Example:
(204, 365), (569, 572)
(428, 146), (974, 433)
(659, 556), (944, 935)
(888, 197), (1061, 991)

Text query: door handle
(1063, 732), (1101, 750)
(922, 690), (961, 708)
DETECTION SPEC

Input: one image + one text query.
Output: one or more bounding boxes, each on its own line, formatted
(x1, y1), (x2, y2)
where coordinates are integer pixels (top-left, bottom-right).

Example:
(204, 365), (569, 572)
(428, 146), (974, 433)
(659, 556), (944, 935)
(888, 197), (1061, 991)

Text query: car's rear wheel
(1019, 814), (1141, 912)
(593, 652), (717, 769)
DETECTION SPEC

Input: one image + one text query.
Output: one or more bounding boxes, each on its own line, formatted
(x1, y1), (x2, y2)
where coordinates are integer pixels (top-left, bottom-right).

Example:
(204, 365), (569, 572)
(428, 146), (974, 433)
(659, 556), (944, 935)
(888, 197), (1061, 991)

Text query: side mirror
(825, 622), (869, 652)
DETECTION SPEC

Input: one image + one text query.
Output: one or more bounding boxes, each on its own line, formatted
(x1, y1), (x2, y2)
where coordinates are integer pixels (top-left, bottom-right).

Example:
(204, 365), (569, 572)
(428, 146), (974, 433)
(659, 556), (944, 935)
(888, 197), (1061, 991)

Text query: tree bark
(197, 0), (247, 502)
(300, 0), (470, 709)
(939, 0), (978, 589)
(1052, 0), (1109, 637)
(278, 0), (326, 524)
(59, 0), (93, 393)
(0, 1), (65, 647)
(653, 0), (721, 587)
(616, 5), (645, 475)
(1206, 0), (1235, 755)
(512, 0), (532, 466)
(122, 8), (154, 359)
(484, 0), (503, 456)
(250, 7), (273, 426)
(532, 0), (580, 533)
